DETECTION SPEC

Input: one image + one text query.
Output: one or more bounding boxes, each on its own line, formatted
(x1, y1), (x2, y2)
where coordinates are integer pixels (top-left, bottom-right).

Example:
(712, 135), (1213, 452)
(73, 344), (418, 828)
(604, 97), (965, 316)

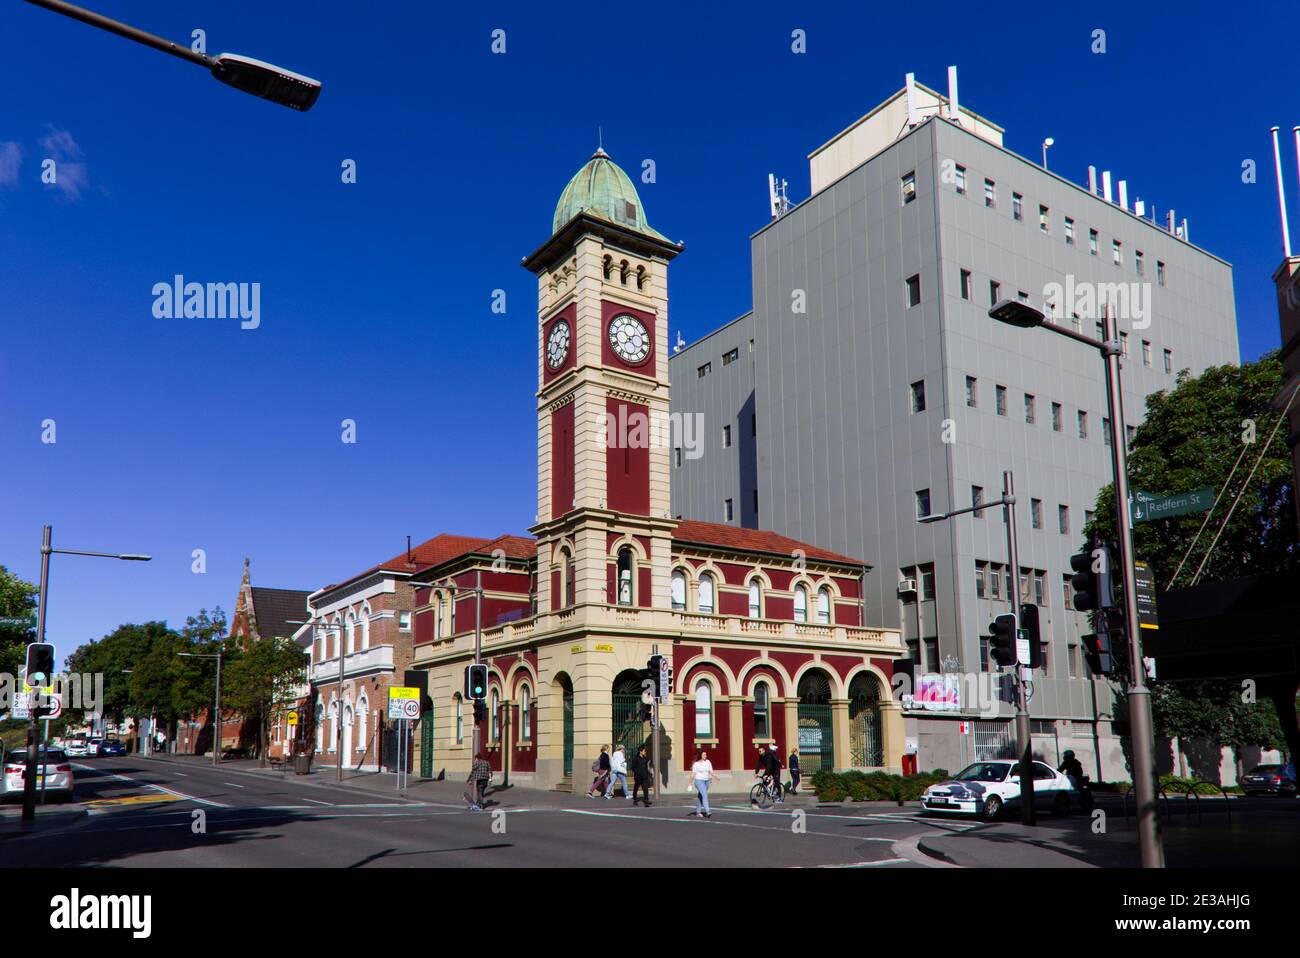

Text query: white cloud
(40, 126), (88, 201)
(0, 141), (21, 188)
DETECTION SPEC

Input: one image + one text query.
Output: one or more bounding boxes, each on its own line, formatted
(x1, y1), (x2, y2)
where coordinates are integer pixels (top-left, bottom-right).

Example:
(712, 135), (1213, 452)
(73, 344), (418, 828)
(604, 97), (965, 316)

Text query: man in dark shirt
(630, 745), (653, 806)
(763, 746), (784, 803)
(465, 750), (492, 810)
(788, 749), (801, 794)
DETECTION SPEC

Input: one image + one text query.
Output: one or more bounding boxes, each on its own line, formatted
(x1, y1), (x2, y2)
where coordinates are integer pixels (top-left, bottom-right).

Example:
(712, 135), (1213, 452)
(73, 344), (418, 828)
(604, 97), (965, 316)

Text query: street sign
(1131, 487), (1213, 523)
(388, 686), (420, 720)
(657, 655), (670, 702)
(287, 710), (299, 727)
(42, 696), (63, 721)
(12, 691), (31, 720)
(1134, 561), (1159, 631)
(0, 615), (36, 628)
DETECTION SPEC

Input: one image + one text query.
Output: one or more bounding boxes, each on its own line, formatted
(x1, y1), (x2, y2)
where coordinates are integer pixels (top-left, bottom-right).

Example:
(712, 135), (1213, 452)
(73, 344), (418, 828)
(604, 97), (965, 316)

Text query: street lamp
(22, 0), (321, 111)
(919, 473), (1037, 826)
(988, 297), (1165, 868)
(22, 525), (151, 822)
(177, 652), (223, 768)
(1042, 137), (1054, 170)
(288, 616), (348, 783)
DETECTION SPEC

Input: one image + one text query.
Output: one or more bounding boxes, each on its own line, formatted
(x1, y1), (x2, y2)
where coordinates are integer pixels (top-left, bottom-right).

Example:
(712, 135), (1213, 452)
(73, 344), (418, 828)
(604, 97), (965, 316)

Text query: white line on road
(560, 807), (896, 841)
(72, 764), (228, 808)
(302, 798), (332, 806)
(222, 782), (246, 789)
(817, 858), (910, 867)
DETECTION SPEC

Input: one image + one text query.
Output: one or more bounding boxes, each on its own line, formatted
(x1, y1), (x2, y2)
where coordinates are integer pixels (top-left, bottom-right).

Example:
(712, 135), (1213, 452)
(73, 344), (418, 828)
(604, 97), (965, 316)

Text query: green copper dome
(552, 148), (669, 241)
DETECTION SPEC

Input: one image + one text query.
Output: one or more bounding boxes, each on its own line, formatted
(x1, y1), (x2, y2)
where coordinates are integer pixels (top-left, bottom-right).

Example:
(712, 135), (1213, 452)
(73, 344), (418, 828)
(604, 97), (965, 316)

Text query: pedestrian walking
(630, 745), (653, 806)
(788, 748), (801, 794)
(606, 744), (630, 799)
(691, 749), (716, 818)
(464, 749), (492, 810)
(588, 744), (611, 797)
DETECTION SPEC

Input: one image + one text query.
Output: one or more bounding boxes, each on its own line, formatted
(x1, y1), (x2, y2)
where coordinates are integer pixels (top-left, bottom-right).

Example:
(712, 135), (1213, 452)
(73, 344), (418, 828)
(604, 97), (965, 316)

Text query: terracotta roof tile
(670, 519), (866, 567)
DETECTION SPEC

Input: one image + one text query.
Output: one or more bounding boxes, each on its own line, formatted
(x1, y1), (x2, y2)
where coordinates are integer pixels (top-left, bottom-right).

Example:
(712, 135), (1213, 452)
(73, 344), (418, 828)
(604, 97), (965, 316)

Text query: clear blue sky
(2, 0), (1296, 659)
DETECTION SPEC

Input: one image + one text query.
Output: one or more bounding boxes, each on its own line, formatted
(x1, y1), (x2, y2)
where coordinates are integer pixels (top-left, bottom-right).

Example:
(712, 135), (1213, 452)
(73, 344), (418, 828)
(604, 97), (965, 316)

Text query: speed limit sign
(402, 699), (419, 719)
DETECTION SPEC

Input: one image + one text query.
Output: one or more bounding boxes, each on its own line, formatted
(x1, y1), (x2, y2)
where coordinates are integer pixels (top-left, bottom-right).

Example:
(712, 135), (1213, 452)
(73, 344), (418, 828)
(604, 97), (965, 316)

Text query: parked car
(63, 739), (90, 758)
(921, 759), (1079, 819)
(96, 739), (127, 757)
(1240, 764), (1297, 797)
(1, 747), (75, 802)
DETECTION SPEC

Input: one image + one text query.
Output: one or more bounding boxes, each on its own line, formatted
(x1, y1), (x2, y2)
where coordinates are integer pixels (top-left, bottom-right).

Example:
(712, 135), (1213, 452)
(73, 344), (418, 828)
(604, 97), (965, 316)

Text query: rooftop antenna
(674, 331), (685, 353)
(946, 65), (960, 125)
(905, 72), (919, 128)
(406, 535), (412, 563)
(768, 173), (791, 219)
(1278, 127), (1296, 257)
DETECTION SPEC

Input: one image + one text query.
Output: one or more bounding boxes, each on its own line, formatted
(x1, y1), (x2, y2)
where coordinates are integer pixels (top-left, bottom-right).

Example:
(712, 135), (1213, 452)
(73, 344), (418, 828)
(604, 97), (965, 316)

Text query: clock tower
(523, 149), (683, 616)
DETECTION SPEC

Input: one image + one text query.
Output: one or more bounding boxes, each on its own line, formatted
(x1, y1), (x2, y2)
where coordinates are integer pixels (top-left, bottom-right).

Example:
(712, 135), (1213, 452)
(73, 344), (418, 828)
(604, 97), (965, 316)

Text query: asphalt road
(0, 756), (972, 868)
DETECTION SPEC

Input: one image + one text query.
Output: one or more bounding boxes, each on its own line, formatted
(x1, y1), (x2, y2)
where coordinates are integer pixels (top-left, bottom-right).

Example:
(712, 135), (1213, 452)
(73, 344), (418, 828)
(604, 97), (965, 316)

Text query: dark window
(915, 489), (931, 519)
(906, 274), (922, 308)
(960, 268), (972, 300)
(910, 380), (926, 413)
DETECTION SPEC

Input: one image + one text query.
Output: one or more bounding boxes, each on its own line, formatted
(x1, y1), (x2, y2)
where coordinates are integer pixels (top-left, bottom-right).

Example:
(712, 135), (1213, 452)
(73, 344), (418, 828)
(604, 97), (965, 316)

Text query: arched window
(355, 694), (368, 751)
(817, 587), (832, 624)
(671, 569), (687, 611)
(694, 681), (713, 737)
(434, 593), (444, 638)
(520, 684), (531, 740)
(454, 694), (464, 744)
(315, 698), (324, 751)
(619, 259), (630, 285)
(327, 698), (339, 752)
(565, 551), (575, 607)
(636, 265), (647, 290)
(602, 254), (612, 279)
(345, 614), (356, 655)
(697, 573), (716, 614)
(794, 585), (808, 623)
(490, 689), (500, 744)
(754, 681), (771, 738)
(748, 578), (763, 618)
(617, 546), (634, 606)
(359, 608), (371, 650)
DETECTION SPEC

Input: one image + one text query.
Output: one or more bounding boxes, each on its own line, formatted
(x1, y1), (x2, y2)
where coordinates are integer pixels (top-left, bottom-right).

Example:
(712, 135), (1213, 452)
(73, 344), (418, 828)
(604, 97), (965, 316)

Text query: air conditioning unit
(897, 578), (918, 596)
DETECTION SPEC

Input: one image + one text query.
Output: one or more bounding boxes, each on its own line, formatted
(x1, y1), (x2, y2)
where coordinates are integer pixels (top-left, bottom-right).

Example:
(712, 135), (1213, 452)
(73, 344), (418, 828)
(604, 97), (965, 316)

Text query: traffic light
(1082, 629), (1115, 675)
(648, 654), (663, 676)
(473, 699), (487, 724)
(988, 612), (1017, 667)
(1019, 603), (1043, 669)
(465, 663), (488, 700)
(1069, 544), (1114, 612)
(24, 642), (55, 688)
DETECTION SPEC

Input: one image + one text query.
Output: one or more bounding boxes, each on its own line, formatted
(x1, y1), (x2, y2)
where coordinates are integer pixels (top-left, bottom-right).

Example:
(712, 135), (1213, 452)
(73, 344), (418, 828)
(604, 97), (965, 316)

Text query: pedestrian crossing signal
(988, 613), (1016, 667)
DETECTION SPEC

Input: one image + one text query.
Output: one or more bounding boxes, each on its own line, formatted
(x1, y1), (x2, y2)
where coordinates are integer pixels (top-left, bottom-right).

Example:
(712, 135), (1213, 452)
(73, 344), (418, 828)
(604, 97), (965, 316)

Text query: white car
(1, 746), (76, 802)
(63, 739), (90, 758)
(921, 759), (1078, 819)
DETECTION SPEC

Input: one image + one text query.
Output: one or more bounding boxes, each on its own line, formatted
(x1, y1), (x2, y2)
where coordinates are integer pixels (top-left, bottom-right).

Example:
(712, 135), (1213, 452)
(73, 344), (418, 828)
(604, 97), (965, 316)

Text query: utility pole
(1002, 471), (1035, 826)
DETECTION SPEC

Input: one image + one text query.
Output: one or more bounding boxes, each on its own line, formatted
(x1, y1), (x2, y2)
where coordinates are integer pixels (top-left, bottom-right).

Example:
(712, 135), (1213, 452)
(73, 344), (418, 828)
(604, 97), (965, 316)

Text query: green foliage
(1151, 681), (1286, 754)
(0, 564), (38, 680)
(812, 769), (952, 803)
(1158, 774), (1225, 796)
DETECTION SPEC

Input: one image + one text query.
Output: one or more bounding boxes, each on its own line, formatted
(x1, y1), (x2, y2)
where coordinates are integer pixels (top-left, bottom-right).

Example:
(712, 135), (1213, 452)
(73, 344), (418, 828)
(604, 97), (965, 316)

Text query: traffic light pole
(21, 527), (53, 822)
(1101, 306), (1164, 868)
(1001, 472), (1035, 826)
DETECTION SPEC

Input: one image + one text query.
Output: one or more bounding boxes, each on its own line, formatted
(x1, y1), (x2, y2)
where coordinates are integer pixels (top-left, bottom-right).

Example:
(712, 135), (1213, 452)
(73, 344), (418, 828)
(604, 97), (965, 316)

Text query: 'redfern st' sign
(1131, 488), (1213, 523)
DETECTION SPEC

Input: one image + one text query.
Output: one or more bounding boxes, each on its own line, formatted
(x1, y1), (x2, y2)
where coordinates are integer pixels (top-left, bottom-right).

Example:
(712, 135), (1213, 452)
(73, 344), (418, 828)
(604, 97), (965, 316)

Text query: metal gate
(796, 704), (834, 772)
(419, 708), (434, 779)
(849, 707), (882, 767)
(974, 720), (1015, 760)
(611, 693), (648, 757)
(562, 690), (574, 777)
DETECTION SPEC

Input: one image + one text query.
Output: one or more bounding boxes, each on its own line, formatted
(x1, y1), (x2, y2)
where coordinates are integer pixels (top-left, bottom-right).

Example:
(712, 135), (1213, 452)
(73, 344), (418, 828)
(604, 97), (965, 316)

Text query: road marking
(83, 793), (186, 810)
(222, 782), (246, 789)
(72, 763), (229, 808)
(817, 858), (910, 867)
(559, 807), (895, 840)
(302, 798), (332, 806)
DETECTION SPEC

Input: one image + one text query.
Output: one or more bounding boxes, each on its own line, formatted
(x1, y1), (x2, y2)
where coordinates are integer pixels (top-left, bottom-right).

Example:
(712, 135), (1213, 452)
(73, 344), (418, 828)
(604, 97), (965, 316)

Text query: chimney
(1088, 166), (1098, 194)
(1167, 209), (1176, 234)
(1102, 171), (1113, 203)
(905, 73), (919, 127)
(947, 65), (960, 125)
(1118, 180), (1129, 211)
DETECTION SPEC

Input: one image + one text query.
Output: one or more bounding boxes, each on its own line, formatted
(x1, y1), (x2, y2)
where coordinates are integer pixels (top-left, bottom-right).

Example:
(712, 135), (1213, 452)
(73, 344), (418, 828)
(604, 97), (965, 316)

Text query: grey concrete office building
(669, 78), (1240, 778)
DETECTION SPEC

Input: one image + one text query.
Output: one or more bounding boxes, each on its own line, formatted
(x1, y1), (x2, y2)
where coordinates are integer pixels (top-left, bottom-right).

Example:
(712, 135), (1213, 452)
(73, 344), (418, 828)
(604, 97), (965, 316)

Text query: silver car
(1, 746), (76, 802)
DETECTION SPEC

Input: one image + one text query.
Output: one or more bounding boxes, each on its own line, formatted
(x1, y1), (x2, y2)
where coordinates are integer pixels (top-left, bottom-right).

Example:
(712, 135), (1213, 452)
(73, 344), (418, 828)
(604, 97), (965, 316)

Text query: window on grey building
(966, 375), (978, 407)
(960, 268), (972, 300)
(1017, 290), (1029, 304)
(1012, 192), (1023, 220)
(1069, 642), (1081, 679)
(1031, 498), (1042, 529)
(1142, 339), (1152, 367)
(1051, 402), (1062, 432)
(1064, 217), (1075, 245)
(975, 561), (987, 598)
(1157, 260), (1166, 285)
(996, 385), (1007, 416)
(906, 639), (921, 665)
(1164, 348), (1173, 373)
(1120, 331), (1129, 357)
(989, 565), (1001, 599)
(954, 164), (967, 195)
(1112, 239), (1123, 266)
(901, 170), (916, 205)
(1024, 393), (1036, 424)
(1062, 574), (1073, 611)
(905, 273), (921, 308)
(972, 485), (984, 517)
(674, 447), (682, 468)
(984, 178), (996, 207)
(1103, 417), (1113, 446)
(923, 637), (940, 672)
(697, 362), (711, 378)
(1085, 509), (1095, 527)
(910, 380), (926, 413)
(1058, 504), (1070, 534)
(915, 489), (931, 519)
(1126, 424), (1137, 446)
(1089, 228), (1098, 255)
(1034, 571), (1045, 607)
(723, 498), (733, 522)
(1077, 410), (1088, 438)
(1039, 204), (1050, 234)
(989, 280), (1001, 305)
(1135, 249), (1144, 276)
(722, 347), (738, 366)
(979, 636), (990, 672)
(722, 424), (732, 447)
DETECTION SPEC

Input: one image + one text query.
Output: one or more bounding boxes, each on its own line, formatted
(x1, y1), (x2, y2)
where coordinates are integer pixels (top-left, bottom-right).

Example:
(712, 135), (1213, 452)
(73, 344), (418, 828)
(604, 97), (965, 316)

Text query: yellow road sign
(287, 710), (299, 726)
(388, 686), (418, 701)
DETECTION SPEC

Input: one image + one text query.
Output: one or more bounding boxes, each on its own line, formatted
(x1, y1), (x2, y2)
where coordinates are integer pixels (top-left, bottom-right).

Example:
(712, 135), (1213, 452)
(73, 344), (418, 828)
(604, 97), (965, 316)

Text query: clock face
(608, 314), (650, 365)
(546, 320), (571, 370)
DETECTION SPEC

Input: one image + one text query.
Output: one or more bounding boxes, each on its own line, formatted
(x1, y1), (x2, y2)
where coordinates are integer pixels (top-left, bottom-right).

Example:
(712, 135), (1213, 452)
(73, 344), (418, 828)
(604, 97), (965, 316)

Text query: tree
(65, 622), (172, 732)
(222, 635), (308, 764)
(0, 564), (38, 681)
(1084, 352), (1297, 767)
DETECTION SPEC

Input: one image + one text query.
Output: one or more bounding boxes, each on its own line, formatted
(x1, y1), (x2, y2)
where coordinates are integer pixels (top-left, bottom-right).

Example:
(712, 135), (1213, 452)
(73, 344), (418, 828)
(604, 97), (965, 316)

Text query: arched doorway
(556, 673), (574, 779)
(612, 670), (649, 757)
(848, 672), (884, 767)
(797, 670), (835, 773)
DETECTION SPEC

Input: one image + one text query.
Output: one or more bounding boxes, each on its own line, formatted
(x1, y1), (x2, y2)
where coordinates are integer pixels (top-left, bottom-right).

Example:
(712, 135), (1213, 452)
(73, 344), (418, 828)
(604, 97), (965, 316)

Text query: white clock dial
(546, 320), (571, 370)
(608, 314), (650, 365)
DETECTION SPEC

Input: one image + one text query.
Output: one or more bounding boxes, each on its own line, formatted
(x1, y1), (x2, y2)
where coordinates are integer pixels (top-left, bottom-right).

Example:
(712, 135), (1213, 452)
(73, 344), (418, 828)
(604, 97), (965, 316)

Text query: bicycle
(750, 775), (783, 809)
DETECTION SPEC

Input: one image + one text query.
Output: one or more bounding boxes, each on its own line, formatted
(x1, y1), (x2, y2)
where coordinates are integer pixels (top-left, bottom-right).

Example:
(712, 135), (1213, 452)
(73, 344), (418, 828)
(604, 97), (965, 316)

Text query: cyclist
(755, 745), (782, 803)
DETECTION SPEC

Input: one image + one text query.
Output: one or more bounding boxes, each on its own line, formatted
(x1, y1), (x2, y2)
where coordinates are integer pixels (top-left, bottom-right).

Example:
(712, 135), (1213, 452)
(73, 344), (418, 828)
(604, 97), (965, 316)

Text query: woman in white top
(691, 749), (716, 818)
